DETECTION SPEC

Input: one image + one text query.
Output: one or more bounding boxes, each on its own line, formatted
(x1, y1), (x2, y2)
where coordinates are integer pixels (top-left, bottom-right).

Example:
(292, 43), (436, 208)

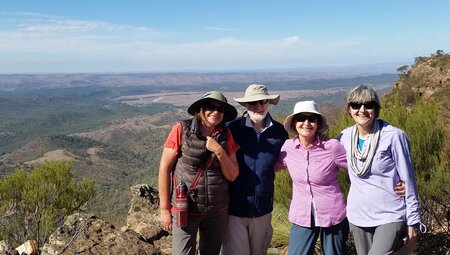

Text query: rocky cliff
(391, 50), (450, 108)
(390, 50), (450, 157)
(40, 184), (171, 255)
(42, 185), (171, 255)
(0, 185), (171, 255)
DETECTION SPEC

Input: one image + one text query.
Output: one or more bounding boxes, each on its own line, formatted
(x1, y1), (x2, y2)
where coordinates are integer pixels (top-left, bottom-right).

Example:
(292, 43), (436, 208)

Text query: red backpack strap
(173, 154), (215, 193)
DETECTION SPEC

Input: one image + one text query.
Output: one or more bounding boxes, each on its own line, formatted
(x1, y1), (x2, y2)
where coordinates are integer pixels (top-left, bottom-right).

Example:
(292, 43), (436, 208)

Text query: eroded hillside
(388, 50), (450, 155)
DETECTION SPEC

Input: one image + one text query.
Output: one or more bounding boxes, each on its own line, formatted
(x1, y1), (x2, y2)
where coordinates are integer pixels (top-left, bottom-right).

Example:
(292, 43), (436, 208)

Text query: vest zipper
(204, 166), (209, 212)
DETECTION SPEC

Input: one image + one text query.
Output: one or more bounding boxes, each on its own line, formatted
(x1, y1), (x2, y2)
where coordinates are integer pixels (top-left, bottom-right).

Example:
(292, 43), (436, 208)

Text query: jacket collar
(240, 112), (274, 131)
(189, 118), (224, 137)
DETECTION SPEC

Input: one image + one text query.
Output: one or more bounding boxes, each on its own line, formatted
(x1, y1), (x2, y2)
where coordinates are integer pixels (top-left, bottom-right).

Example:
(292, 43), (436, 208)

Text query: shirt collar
(293, 133), (321, 149)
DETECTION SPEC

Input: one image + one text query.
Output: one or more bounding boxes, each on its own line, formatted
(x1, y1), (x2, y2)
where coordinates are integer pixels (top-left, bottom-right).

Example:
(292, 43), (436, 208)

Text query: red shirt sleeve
(164, 122), (182, 157)
(225, 129), (240, 155)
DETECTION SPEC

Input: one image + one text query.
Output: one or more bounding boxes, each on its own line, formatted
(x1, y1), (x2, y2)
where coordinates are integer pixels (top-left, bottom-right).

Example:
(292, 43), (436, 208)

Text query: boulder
(15, 240), (38, 255)
(0, 240), (18, 255)
(125, 184), (171, 255)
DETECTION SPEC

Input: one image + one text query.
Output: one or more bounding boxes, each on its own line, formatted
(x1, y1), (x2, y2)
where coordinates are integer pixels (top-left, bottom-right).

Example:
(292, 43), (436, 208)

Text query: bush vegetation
(0, 161), (94, 247)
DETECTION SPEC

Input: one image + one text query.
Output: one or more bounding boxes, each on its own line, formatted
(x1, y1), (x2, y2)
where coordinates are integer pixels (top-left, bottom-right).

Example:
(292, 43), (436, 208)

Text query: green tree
(0, 161), (94, 247)
(396, 65), (409, 75)
(432, 49), (444, 58)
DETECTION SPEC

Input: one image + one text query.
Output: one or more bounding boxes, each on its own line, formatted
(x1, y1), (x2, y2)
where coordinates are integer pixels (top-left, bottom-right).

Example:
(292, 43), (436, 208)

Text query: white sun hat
(283, 100), (329, 135)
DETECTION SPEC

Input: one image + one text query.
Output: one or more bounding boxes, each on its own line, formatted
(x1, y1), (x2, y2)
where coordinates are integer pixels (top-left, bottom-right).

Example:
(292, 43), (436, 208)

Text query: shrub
(0, 161), (94, 247)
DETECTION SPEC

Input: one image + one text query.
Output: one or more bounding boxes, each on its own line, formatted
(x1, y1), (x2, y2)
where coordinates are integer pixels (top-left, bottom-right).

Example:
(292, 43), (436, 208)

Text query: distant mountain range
(0, 68), (399, 92)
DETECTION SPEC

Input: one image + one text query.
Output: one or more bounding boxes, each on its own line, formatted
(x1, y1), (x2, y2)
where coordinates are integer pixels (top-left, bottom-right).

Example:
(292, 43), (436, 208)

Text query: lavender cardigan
(338, 120), (421, 227)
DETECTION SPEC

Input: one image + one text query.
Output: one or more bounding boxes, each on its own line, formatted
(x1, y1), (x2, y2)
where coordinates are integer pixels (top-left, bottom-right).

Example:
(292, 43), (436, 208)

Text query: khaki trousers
(221, 213), (272, 255)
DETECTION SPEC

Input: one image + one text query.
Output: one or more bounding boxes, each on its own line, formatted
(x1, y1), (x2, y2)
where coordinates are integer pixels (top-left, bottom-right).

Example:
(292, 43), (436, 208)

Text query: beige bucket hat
(234, 84), (280, 107)
(283, 100), (329, 135)
(187, 91), (238, 121)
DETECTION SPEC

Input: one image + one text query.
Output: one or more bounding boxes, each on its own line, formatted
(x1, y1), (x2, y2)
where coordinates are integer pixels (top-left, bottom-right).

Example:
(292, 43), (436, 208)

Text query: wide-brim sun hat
(234, 84), (280, 107)
(283, 100), (329, 135)
(187, 91), (238, 122)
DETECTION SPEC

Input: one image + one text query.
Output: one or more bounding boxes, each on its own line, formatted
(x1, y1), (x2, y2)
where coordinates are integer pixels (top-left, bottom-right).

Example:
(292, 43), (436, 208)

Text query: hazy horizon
(0, 61), (405, 75)
(1, 1), (449, 73)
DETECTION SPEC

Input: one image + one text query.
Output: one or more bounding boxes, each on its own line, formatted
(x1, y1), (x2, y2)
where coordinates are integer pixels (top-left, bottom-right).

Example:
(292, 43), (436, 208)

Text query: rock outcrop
(390, 50), (450, 158)
(0, 240), (18, 255)
(123, 185), (171, 255)
(40, 184), (171, 255)
(392, 50), (450, 104)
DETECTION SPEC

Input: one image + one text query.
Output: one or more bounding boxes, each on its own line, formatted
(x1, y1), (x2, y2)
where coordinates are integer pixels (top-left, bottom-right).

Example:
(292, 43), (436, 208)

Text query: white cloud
(282, 36), (300, 46)
(3, 12), (157, 37)
(0, 12), (382, 72)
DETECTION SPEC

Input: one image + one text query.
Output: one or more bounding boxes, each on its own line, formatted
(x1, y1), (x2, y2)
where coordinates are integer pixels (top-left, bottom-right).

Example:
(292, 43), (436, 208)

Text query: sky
(0, 0), (449, 74)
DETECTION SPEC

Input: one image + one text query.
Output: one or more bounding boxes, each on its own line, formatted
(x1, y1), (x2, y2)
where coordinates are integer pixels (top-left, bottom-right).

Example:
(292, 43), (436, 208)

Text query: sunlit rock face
(41, 184), (171, 255)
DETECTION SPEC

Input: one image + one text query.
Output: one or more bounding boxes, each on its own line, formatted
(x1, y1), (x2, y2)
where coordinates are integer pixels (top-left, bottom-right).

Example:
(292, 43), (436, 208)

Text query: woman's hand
(407, 226), (417, 242)
(160, 208), (172, 231)
(206, 136), (223, 155)
(158, 147), (177, 231)
(206, 136), (239, 181)
(394, 181), (405, 197)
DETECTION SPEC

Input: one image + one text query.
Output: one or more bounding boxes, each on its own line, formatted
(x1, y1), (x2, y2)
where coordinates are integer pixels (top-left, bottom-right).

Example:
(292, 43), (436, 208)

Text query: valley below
(0, 71), (395, 225)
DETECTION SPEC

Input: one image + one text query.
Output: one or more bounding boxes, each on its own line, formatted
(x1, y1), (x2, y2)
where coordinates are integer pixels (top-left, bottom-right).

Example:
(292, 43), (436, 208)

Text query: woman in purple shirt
(277, 100), (349, 255)
(338, 85), (423, 255)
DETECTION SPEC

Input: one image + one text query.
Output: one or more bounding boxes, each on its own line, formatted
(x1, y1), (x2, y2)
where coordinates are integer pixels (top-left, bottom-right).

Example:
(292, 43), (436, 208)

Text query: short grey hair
(345, 85), (381, 118)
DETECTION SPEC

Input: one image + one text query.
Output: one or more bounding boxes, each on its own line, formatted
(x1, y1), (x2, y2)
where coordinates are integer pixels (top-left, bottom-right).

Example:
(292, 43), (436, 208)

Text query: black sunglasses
(349, 101), (377, 110)
(294, 114), (319, 123)
(204, 103), (225, 113)
(247, 99), (269, 106)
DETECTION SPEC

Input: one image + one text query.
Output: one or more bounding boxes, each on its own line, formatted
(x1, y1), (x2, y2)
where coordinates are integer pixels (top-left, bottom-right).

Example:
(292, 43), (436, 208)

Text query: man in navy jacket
(222, 84), (288, 255)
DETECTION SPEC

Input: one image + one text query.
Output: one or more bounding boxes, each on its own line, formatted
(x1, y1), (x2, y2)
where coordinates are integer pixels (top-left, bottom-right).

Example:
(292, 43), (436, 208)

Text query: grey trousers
(172, 210), (228, 255)
(349, 221), (407, 255)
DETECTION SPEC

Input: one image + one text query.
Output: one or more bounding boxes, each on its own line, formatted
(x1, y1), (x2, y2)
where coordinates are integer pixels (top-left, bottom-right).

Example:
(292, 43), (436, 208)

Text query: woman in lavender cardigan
(338, 85), (424, 255)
